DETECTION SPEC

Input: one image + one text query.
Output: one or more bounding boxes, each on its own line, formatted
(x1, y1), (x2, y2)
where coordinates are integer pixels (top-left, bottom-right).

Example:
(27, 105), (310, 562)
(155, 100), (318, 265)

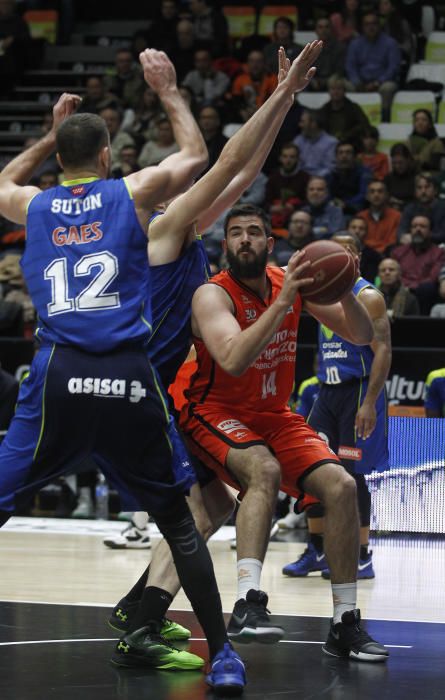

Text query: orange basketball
(299, 240), (357, 305)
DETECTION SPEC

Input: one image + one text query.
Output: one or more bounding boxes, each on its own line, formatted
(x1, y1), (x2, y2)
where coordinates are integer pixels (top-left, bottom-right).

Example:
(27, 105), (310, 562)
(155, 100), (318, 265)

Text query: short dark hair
(390, 142), (412, 159)
(56, 113), (109, 170)
(336, 140), (356, 155)
(274, 16), (294, 33)
(332, 230), (363, 252)
(363, 126), (379, 140)
(223, 204), (271, 238)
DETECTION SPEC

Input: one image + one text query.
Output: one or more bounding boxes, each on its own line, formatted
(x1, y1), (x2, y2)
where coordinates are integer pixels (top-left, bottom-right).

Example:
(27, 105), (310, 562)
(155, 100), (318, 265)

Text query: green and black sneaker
(111, 623), (204, 671)
(108, 600), (191, 640)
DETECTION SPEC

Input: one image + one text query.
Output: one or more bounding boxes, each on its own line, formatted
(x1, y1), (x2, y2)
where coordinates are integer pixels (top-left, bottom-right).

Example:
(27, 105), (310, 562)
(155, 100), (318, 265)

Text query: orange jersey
(185, 265), (301, 412)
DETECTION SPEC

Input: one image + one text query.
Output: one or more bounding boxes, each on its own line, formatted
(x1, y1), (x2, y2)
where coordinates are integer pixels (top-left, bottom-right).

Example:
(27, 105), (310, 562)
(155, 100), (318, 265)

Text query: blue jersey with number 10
(318, 277), (376, 384)
(22, 178), (152, 352)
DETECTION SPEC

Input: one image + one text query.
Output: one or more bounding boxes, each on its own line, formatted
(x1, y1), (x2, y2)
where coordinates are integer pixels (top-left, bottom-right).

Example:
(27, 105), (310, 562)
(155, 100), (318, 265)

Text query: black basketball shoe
(323, 609), (389, 662)
(227, 588), (284, 644)
(110, 622), (203, 670)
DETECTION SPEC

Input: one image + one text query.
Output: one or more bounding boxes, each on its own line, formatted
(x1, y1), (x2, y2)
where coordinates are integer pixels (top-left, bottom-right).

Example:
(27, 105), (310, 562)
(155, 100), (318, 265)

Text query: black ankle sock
(360, 544), (369, 560)
(310, 533), (324, 554)
(123, 564), (150, 604)
(127, 586), (173, 633)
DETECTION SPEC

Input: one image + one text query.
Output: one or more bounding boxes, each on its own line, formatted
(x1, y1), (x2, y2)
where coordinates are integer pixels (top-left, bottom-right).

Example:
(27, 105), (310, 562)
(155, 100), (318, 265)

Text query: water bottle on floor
(95, 473), (109, 520)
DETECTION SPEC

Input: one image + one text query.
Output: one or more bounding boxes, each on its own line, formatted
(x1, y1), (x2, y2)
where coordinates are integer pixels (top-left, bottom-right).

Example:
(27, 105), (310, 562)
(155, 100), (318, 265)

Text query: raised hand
(277, 46), (291, 85)
(279, 250), (314, 306)
(52, 92), (82, 131)
(282, 40), (323, 94)
(139, 48), (177, 95)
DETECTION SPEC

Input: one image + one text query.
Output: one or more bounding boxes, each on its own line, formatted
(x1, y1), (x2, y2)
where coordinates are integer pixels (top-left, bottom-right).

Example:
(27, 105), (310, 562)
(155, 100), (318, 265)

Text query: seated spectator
(358, 126), (390, 181)
(182, 48), (230, 109)
(318, 76), (369, 147)
(328, 141), (372, 216)
(170, 19), (198, 83)
(263, 17), (303, 75)
(391, 215), (445, 314)
(398, 174), (445, 246)
(138, 116), (178, 168)
(38, 171), (58, 190)
(128, 86), (164, 148)
(379, 0), (414, 68)
(309, 17), (345, 92)
(406, 110), (445, 175)
(112, 145), (139, 178)
(430, 267), (445, 319)
(273, 211), (315, 267)
(293, 110), (337, 178)
(302, 176), (345, 238)
(146, 0), (179, 54)
(104, 48), (145, 111)
(358, 180), (400, 254)
(0, 0), (31, 95)
(345, 10), (400, 119)
(265, 143), (310, 230)
(231, 50), (278, 123)
(0, 255), (34, 336)
(197, 105), (227, 176)
(384, 143), (416, 210)
(78, 76), (119, 115)
(378, 257), (420, 319)
(330, 0), (360, 44)
(188, 0), (229, 58)
(424, 366), (445, 417)
(347, 216), (382, 283)
(99, 107), (135, 169)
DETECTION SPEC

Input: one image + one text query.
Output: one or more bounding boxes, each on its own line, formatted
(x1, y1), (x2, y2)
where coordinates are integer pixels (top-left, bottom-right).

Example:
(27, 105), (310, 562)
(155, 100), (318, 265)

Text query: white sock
(132, 511), (149, 530)
(237, 558), (263, 600)
(332, 582), (357, 625)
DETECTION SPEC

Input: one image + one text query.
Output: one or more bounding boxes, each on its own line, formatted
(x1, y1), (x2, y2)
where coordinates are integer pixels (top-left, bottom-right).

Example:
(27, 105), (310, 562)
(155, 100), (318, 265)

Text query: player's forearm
(339, 294), (374, 345)
(221, 298), (290, 376)
(159, 87), (206, 160)
(363, 344), (391, 406)
(1, 130), (56, 185)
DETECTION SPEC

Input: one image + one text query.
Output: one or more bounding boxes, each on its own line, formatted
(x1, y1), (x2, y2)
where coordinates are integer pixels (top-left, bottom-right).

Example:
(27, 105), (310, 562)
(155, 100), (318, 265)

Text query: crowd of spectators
(0, 0), (444, 344)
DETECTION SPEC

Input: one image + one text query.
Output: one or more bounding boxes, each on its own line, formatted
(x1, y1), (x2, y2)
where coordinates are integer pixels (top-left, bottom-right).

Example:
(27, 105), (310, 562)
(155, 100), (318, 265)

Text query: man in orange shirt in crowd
(231, 50), (278, 122)
(358, 179), (400, 254)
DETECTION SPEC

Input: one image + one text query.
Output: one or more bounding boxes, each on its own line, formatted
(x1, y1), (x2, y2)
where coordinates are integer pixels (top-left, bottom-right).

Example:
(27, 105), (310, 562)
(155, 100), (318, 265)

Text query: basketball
(299, 240), (357, 305)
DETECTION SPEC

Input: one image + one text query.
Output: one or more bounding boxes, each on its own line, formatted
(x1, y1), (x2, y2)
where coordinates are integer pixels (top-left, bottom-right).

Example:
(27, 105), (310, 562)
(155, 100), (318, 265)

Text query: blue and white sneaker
(321, 552), (375, 580)
(206, 642), (246, 695)
(282, 543), (327, 577)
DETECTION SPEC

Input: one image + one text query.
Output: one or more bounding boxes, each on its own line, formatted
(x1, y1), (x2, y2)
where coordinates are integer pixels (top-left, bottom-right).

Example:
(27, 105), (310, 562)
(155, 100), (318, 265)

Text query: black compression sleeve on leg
(123, 564), (150, 603)
(0, 510), (11, 528)
(128, 586), (173, 632)
(355, 474), (371, 527)
(152, 496), (227, 660)
(306, 503), (325, 519)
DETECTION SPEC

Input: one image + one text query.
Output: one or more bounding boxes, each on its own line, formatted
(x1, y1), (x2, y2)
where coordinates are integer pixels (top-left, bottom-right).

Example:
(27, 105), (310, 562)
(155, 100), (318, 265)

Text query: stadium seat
(422, 6), (436, 36)
(23, 10), (58, 44)
(294, 30), (317, 45)
(390, 91), (436, 123)
(425, 31), (445, 62)
(407, 62), (445, 87)
(346, 92), (382, 125)
(297, 92), (329, 110)
(258, 6), (298, 37)
(222, 6), (256, 39)
(378, 123), (411, 153)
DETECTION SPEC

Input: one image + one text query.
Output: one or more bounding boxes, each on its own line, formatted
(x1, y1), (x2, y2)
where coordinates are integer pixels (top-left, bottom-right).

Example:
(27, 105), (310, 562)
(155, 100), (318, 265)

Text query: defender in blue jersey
(283, 232), (391, 581)
(0, 54), (248, 686)
(424, 368), (445, 417)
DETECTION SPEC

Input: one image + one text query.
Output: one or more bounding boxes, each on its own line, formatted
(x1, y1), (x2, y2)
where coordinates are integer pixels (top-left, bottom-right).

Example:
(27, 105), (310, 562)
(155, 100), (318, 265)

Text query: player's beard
(227, 246), (268, 279)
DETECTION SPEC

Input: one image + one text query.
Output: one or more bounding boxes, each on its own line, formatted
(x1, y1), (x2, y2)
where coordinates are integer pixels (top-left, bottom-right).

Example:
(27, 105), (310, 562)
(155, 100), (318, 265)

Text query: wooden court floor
(0, 520), (444, 699)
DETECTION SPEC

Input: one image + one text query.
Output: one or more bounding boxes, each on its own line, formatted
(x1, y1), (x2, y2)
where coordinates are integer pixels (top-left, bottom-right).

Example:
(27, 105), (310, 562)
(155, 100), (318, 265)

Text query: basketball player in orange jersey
(179, 204), (389, 661)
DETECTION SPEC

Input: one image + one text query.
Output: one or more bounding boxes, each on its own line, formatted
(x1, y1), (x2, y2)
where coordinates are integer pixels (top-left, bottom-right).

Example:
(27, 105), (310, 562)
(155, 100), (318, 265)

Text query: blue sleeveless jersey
(318, 277), (375, 384)
(22, 178), (151, 352)
(147, 237), (210, 388)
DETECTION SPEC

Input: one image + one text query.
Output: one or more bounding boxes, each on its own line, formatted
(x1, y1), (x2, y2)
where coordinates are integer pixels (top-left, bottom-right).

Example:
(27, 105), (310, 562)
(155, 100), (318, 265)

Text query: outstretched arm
(0, 93), (82, 224)
(149, 42), (322, 263)
(126, 49), (208, 220)
(306, 292), (374, 346)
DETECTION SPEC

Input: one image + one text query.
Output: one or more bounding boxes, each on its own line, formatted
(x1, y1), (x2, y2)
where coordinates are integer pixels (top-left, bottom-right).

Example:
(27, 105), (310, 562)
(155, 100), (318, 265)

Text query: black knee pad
(305, 503), (325, 519)
(354, 474), (371, 527)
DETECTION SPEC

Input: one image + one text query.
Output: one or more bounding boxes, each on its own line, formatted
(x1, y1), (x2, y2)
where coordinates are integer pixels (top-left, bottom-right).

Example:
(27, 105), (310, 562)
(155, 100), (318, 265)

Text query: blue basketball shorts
(307, 378), (389, 474)
(0, 343), (192, 520)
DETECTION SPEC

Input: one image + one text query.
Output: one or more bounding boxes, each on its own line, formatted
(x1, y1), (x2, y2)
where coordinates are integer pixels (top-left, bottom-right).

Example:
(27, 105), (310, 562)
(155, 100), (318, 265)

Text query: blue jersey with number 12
(22, 177), (152, 352)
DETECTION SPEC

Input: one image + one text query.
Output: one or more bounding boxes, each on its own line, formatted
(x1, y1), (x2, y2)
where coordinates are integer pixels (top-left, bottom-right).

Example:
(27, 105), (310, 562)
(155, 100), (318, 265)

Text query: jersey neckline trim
(61, 177), (100, 186)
